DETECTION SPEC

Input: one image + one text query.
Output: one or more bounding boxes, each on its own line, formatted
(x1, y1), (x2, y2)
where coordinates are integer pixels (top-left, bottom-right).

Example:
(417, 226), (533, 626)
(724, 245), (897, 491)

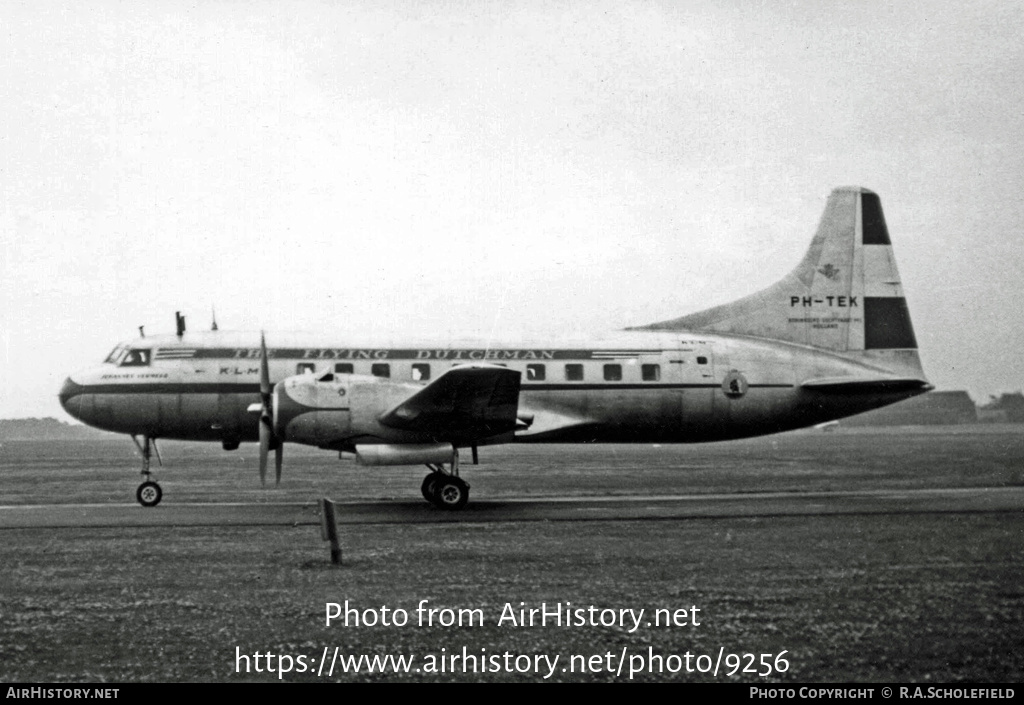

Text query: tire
(421, 474), (440, 503)
(136, 481), (162, 507)
(432, 477), (469, 511)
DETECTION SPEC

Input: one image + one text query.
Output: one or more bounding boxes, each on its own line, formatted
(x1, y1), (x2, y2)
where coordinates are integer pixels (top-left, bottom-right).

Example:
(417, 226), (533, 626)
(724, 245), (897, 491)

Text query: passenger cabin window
(411, 363), (430, 381)
(697, 356), (708, 365)
(296, 363), (316, 375)
(526, 363), (545, 381)
(334, 363), (354, 374)
(603, 364), (622, 381)
(371, 363), (390, 378)
(642, 364), (661, 381)
(565, 364), (584, 381)
(120, 349), (151, 367)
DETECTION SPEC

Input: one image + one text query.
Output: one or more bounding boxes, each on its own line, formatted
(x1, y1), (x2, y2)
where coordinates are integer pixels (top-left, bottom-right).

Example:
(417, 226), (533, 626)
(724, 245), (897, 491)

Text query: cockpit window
(120, 349), (151, 367)
(104, 345), (126, 364)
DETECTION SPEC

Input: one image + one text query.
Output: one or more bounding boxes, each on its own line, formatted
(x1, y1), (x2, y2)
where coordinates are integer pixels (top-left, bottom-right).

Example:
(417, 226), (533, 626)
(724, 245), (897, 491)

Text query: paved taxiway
(1, 486), (1021, 528)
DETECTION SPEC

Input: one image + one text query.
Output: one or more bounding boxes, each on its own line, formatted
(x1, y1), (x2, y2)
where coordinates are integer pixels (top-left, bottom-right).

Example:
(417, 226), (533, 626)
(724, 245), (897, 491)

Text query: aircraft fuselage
(60, 329), (925, 448)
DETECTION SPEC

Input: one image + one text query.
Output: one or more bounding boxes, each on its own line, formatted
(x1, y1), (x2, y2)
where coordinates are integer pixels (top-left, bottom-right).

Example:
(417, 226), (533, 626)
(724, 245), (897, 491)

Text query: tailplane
(634, 187), (926, 379)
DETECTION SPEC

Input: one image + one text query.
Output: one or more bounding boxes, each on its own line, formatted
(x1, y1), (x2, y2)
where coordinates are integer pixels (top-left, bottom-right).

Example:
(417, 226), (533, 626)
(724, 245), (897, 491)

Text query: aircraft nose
(59, 377), (85, 420)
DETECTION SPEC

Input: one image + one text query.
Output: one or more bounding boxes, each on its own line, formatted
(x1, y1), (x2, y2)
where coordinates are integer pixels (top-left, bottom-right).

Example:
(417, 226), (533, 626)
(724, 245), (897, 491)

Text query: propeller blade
(258, 332), (272, 487)
(275, 443), (283, 486)
(258, 416), (270, 487)
(259, 332), (271, 400)
(257, 332), (285, 488)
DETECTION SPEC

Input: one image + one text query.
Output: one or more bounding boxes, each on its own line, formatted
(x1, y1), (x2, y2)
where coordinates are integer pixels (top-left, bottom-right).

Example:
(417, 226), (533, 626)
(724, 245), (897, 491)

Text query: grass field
(2, 426), (1023, 506)
(1, 428), (1022, 682)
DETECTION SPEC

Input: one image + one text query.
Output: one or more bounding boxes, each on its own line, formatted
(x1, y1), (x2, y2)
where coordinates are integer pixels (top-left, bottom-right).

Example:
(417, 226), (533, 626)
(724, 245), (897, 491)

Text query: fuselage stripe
(161, 348), (669, 361)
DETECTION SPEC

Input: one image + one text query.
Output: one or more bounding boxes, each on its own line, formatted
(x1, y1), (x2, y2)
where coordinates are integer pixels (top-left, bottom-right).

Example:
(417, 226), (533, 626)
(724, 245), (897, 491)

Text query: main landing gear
(131, 435), (162, 507)
(420, 449), (469, 510)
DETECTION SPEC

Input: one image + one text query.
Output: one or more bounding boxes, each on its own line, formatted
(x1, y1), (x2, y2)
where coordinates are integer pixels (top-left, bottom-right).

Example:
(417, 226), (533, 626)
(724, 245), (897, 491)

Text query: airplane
(59, 187), (931, 509)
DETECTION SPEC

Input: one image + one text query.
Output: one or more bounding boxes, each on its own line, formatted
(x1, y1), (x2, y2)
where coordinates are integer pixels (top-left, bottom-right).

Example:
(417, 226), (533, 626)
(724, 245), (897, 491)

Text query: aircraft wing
(801, 376), (932, 393)
(378, 364), (522, 442)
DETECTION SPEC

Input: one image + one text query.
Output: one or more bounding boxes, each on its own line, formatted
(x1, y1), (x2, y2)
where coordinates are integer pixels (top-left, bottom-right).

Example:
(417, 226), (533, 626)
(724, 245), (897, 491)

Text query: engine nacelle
(272, 371), (430, 449)
(355, 443), (455, 466)
(272, 372), (353, 447)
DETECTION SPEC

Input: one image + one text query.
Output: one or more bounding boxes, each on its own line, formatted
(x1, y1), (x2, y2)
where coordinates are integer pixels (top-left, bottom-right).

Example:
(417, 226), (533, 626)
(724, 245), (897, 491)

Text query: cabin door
(676, 338), (719, 435)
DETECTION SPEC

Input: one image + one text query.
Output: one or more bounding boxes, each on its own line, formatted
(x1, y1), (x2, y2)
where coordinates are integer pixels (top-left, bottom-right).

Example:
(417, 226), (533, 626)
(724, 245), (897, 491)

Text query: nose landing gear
(131, 435), (163, 507)
(136, 480), (162, 507)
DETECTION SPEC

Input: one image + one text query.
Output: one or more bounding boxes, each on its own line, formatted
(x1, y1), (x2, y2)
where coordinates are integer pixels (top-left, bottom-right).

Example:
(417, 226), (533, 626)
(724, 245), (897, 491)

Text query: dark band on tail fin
(861, 192), (891, 245)
(864, 297), (917, 349)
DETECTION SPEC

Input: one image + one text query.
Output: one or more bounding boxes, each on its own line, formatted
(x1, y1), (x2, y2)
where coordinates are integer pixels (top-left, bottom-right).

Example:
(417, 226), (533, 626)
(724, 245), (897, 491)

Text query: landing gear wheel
(432, 476), (469, 511)
(421, 473), (442, 503)
(136, 481), (162, 507)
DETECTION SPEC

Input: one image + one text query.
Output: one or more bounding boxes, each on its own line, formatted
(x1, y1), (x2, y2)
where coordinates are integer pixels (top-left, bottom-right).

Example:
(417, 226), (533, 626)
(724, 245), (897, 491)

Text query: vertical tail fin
(635, 187), (925, 377)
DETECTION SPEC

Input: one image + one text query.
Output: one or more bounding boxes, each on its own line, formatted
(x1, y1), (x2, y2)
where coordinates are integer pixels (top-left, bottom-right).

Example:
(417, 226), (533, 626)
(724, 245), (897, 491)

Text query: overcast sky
(2, 0), (1023, 419)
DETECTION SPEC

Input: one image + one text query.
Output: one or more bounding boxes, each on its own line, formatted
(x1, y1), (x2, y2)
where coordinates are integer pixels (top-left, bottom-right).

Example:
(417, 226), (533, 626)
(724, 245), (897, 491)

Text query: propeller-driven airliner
(60, 187), (931, 509)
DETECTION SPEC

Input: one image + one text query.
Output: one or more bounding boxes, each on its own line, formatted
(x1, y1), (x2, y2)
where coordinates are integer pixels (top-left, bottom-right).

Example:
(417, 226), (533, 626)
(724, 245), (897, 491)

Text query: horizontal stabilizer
(378, 364), (522, 442)
(801, 376), (932, 393)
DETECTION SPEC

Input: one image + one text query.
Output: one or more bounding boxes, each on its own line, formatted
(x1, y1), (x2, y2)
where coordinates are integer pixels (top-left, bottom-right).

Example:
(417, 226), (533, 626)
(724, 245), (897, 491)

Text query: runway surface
(1, 486), (1021, 528)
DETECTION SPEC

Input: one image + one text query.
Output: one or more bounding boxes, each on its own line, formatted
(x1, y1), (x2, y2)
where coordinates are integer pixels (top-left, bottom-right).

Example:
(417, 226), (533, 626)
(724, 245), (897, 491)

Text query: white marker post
(319, 498), (342, 565)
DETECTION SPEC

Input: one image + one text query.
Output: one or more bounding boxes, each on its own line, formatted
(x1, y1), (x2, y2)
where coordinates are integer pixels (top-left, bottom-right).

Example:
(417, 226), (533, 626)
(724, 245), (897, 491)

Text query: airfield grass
(0, 428), (1022, 682)
(1, 425), (1023, 506)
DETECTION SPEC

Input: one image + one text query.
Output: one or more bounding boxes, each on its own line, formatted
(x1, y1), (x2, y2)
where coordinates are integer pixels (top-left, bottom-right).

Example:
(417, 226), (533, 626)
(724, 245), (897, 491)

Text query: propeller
(258, 332), (284, 486)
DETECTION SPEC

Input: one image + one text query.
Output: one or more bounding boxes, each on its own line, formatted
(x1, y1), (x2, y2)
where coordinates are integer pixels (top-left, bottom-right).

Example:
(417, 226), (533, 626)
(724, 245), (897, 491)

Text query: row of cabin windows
(110, 347), (707, 376)
(297, 361), (668, 382)
(111, 348), (706, 377)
